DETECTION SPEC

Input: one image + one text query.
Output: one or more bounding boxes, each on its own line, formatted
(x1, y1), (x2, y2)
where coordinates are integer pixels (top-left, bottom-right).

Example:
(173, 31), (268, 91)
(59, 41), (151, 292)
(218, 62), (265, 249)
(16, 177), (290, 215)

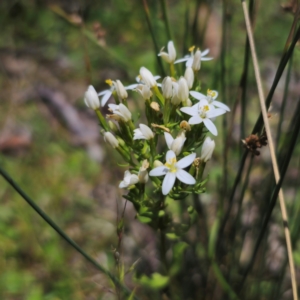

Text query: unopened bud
(177, 77), (189, 102)
(184, 67), (194, 89)
(200, 137), (215, 162)
(153, 160), (163, 168)
(138, 159), (149, 183)
(114, 80), (128, 99)
(150, 102), (160, 112)
(180, 120), (191, 131)
(192, 49), (201, 71)
(104, 132), (119, 148)
(140, 67), (157, 87)
(162, 76), (173, 99)
(84, 85), (100, 110)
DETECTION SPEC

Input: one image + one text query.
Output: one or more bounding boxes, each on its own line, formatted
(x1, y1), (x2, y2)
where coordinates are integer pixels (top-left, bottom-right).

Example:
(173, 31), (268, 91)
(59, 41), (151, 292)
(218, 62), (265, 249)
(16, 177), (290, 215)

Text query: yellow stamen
(165, 157), (177, 173)
(189, 45), (195, 52)
(207, 89), (216, 98)
(105, 79), (113, 86)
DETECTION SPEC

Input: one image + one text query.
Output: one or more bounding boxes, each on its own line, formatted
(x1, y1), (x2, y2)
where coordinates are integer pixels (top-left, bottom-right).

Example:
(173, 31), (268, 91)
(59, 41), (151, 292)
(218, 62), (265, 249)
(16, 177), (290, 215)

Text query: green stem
(95, 109), (109, 131)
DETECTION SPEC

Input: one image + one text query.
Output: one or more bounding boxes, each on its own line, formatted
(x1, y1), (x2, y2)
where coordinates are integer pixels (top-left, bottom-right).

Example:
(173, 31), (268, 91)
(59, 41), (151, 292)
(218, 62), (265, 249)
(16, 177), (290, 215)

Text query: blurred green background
(0, 0), (300, 299)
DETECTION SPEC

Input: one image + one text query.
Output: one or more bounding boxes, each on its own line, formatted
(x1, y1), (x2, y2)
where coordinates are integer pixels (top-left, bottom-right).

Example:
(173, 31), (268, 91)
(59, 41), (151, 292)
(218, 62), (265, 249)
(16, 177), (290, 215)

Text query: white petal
(203, 119), (218, 136)
(213, 101), (230, 111)
(185, 57), (193, 67)
(190, 91), (206, 100)
(129, 174), (139, 185)
(189, 116), (203, 124)
(164, 132), (174, 149)
(149, 166), (168, 176)
(119, 181), (127, 188)
(202, 49), (209, 56)
(126, 83), (139, 90)
(98, 89), (110, 96)
(176, 153), (196, 169)
(101, 91), (112, 106)
(207, 108), (226, 118)
(140, 124), (154, 139)
(180, 105), (198, 116)
(166, 150), (176, 161)
(176, 169), (196, 185)
(162, 172), (176, 195)
(201, 57), (213, 61)
(174, 57), (189, 64)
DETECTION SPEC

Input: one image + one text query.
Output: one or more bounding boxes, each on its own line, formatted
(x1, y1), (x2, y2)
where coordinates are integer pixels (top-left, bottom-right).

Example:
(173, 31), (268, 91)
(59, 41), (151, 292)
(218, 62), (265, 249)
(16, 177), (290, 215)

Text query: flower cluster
(84, 41), (229, 226)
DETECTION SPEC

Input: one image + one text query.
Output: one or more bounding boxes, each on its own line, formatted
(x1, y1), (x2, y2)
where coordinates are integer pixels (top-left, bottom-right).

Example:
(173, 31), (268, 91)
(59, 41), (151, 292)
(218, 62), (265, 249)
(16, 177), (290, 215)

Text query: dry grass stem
(241, 1), (298, 299)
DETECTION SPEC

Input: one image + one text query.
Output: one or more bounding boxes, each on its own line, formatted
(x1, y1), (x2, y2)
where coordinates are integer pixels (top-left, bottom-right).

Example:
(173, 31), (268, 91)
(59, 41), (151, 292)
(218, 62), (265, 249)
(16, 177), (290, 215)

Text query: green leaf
(135, 272), (169, 290)
(136, 215), (152, 224)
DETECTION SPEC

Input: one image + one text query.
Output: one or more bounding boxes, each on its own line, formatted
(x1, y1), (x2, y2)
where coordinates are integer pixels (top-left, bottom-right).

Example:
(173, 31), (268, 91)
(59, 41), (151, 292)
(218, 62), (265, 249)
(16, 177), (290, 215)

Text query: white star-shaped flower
(180, 100), (226, 136)
(149, 150), (196, 195)
(174, 47), (213, 69)
(190, 89), (230, 112)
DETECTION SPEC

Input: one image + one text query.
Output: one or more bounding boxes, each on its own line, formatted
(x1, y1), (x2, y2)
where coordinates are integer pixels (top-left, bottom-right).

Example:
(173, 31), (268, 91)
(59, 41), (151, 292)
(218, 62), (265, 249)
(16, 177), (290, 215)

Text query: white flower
(200, 137), (215, 162)
(119, 170), (139, 189)
(164, 132), (186, 155)
(135, 84), (153, 100)
(133, 124), (154, 140)
(184, 67), (194, 89)
(158, 41), (176, 63)
(138, 159), (149, 183)
(108, 103), (132, 122)
(149, 150), (196, 195)
(84, 85), (100, 110)
(190, 89), (230, 111)
(139, 67), (157, 88)
(162, 76), (173, 99)
(104, 132), (119, 148)
(180, 99), (226, 136)
(174, 47), (213, 69)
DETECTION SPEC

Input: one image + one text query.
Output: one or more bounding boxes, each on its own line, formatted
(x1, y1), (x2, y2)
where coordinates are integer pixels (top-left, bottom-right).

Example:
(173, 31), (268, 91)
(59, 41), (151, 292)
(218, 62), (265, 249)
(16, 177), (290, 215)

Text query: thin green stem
(160, 0), (172, 41)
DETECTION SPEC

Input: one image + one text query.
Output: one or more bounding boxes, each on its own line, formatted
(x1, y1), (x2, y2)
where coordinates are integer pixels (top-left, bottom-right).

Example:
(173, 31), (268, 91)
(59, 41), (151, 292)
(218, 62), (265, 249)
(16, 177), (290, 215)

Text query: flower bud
(164, 131), (186, 156)
(192, 49), (201, 71)
(136, 84), (152, 100)
(150, 102), (160, 112)
(184, 67), (194, 89)
(84, 85), (100, 110)
(133, 124), (154, 140)
(108, 103), (132, 122)
(186, 98), (192, 107)
(119, 170), (139, 189)
(153, 160), (163, 168)
(158, 41), (176, 63)
(138, 159), (149, 183)
(104, 132), (119, 148)
(108, 120), (119, 133)
(114, 80), (128, 99)
(180, 120), (191, 131)
(200, 137), (215, 162)
(162, 76), (173, 99)
(177, 77), (189, 103)
(140, 67), (157, 87)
